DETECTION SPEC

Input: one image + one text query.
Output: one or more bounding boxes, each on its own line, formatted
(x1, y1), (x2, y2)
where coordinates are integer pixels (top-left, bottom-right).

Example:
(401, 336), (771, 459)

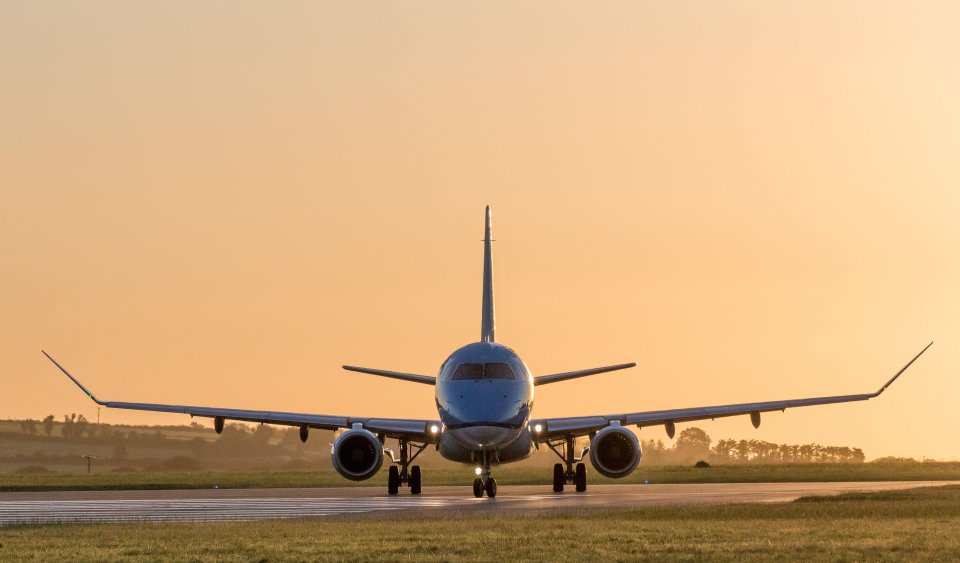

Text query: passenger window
(452, 363), (483, 380)
(484, 363), (516, 380)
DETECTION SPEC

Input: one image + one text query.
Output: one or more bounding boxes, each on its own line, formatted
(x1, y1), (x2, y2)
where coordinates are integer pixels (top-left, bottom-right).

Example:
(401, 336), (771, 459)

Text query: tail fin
(481, 205), (495, 342)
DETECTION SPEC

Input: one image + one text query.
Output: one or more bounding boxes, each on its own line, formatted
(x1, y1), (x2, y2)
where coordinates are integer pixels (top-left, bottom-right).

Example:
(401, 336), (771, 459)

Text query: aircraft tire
(485, 478), (497, 498)
(473, 478), (484, 498)
(575, 462), (587, 492)
(388, 466), (400, 495)
(410, 465), (422, 495)
(552, 463), (564, 492)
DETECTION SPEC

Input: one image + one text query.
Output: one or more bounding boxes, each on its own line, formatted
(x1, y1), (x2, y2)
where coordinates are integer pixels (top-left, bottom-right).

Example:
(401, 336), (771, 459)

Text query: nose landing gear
(472, 450), (498, 498)
(485, 477), (497, 497)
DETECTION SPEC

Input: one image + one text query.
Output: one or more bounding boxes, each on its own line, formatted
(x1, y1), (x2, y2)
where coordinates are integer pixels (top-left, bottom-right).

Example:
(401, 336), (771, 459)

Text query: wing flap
(101, 401), (349, 430)
(620, 393), (875, 427)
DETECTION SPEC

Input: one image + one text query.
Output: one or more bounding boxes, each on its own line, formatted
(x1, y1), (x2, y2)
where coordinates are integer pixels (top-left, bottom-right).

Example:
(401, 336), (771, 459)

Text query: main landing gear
(546, 435), (588, 493)
(385, 437), (427, 495)
(472, 450), (497, 498)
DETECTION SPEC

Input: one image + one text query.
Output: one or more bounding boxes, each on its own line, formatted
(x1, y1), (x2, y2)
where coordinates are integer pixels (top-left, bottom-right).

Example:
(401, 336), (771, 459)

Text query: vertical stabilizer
(481, 206), (496, 342)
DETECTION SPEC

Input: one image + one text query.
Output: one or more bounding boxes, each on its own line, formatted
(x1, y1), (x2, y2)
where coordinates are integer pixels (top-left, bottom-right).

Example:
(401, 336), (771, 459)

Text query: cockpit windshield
(451, 362), (516, 380)
(452, 363), (483, 380)
(483, 363), (515, 379)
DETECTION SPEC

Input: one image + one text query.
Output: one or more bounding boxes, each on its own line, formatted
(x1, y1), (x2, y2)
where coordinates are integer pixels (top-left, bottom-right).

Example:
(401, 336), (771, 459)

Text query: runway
(0, 481), (953, 525)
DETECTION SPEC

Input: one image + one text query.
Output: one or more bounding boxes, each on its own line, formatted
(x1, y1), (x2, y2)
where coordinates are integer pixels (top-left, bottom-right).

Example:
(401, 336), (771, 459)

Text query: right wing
(342, 365), (436, 385)
(531, 342), (932, 440)
(43, 352), (440, 442)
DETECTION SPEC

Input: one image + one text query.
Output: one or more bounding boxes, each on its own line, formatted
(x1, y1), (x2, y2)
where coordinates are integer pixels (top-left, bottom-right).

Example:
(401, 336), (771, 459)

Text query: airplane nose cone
(455, 425), (514, 448)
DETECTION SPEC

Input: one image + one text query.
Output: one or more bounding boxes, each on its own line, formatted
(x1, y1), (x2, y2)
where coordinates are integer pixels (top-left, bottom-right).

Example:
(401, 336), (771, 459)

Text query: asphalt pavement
(0, 481), (953, 525)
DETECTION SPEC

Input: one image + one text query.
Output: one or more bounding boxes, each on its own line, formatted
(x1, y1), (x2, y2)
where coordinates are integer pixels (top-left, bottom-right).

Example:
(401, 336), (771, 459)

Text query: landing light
(474, 467), (482, 475)
(429, 424), (439, 434)
(533, 423), (543, 433)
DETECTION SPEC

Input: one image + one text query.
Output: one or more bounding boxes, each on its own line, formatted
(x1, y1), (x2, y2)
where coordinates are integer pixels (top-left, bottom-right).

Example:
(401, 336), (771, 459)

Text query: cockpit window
(483, 363), (516, 380)
(451, 362), (516, 380)
(452, 363), (484, 380)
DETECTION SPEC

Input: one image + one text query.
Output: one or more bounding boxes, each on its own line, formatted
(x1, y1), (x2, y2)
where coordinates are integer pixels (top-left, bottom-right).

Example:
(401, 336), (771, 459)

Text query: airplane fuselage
(435, 341), (535, 464)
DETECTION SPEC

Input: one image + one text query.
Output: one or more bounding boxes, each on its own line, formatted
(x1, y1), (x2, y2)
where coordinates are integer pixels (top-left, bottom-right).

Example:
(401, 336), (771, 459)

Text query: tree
(640, 439), (667, 464)
(62, 414), (76, 438)
(253, 424), (277, 445)
(75, 414), (90, 438)
(42, 415), (55, 436)
(712, 439), (736, 462)
(674, 427), (712, 459)
(20, 419), (37, 435)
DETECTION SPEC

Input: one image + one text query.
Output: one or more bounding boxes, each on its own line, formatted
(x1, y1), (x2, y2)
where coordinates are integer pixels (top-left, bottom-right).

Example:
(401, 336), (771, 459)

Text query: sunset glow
(2, 2), (957, 460)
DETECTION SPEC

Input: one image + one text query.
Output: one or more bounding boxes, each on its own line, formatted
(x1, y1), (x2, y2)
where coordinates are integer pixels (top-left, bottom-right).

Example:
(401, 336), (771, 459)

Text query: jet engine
(589, 422), (641, 478)
(330, 425), (384, 481)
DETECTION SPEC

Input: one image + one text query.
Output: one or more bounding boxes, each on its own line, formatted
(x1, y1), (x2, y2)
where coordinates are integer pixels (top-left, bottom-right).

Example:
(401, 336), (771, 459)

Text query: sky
(1, 2), (958, 461)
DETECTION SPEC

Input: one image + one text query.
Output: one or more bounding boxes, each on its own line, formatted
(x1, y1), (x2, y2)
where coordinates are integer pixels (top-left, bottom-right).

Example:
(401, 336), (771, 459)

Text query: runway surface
(0, 481), (954, 525)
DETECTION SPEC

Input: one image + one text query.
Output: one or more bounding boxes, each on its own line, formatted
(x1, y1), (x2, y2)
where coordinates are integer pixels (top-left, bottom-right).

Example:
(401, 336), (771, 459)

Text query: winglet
(872, 341), (933, 397)
(42, 351), (106, 405)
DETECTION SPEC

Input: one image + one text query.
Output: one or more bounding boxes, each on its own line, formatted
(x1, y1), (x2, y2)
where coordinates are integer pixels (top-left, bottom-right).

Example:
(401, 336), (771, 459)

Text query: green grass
(1, 485), (958, 561)
(2, 462), (959, 493)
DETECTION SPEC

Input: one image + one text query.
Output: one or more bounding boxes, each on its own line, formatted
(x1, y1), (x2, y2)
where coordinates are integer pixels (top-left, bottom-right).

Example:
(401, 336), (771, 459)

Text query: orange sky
(2, 2), (958, 460)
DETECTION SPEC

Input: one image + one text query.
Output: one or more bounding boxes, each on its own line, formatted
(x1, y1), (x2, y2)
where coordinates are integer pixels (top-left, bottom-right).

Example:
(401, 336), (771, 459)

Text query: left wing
(43, 351), (440, 442)
(534, 362), (636, 385)
(531, 342), (932, 441)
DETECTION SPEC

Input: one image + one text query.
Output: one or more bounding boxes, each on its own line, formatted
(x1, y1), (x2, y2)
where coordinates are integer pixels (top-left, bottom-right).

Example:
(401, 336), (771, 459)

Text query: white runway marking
(0, 496), (477, 525)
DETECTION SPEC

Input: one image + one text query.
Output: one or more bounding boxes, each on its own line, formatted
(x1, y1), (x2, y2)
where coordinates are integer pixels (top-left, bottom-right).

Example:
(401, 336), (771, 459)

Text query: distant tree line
(711, 438), (865, 463)
(8, 416), (326, 471)
(640, 427), (865, 465)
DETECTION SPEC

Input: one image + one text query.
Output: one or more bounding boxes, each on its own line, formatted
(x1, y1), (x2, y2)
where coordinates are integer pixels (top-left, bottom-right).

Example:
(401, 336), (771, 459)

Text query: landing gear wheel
(410, 465), (422, 495)
(553, 463), (564, 493)
(485, 478), (497, 498)
(473, 478), (484, 498)
(575, 462), (587, 492)
(388, 466), (400, 495)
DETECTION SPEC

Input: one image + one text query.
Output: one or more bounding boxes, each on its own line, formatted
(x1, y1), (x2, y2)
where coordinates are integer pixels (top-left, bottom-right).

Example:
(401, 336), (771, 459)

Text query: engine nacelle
(330, 425), (384, 481)
(589, 422), (641, 478)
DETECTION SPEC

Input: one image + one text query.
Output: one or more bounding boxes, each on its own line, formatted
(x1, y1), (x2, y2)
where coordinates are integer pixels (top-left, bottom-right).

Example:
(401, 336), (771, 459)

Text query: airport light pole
(81, 454), (97, 474)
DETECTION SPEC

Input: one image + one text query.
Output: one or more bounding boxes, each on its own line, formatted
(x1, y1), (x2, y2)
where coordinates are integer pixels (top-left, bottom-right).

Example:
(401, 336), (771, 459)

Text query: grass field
(1, 485), (957, 561)
(2, 461), (959, 493)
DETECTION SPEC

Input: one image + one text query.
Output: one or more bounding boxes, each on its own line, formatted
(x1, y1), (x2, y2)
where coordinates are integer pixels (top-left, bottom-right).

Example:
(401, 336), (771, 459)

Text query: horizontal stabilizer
(342, 365), (436, 385)
(534, 362), (637, 386)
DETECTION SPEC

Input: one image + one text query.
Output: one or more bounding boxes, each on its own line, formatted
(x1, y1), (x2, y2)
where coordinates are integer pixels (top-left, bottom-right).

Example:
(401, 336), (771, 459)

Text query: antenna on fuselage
(481, 205), (495, 343)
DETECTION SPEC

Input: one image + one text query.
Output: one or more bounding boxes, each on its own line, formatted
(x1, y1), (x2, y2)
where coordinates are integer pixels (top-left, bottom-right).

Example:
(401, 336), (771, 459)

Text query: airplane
(44, 206), (932, 498)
